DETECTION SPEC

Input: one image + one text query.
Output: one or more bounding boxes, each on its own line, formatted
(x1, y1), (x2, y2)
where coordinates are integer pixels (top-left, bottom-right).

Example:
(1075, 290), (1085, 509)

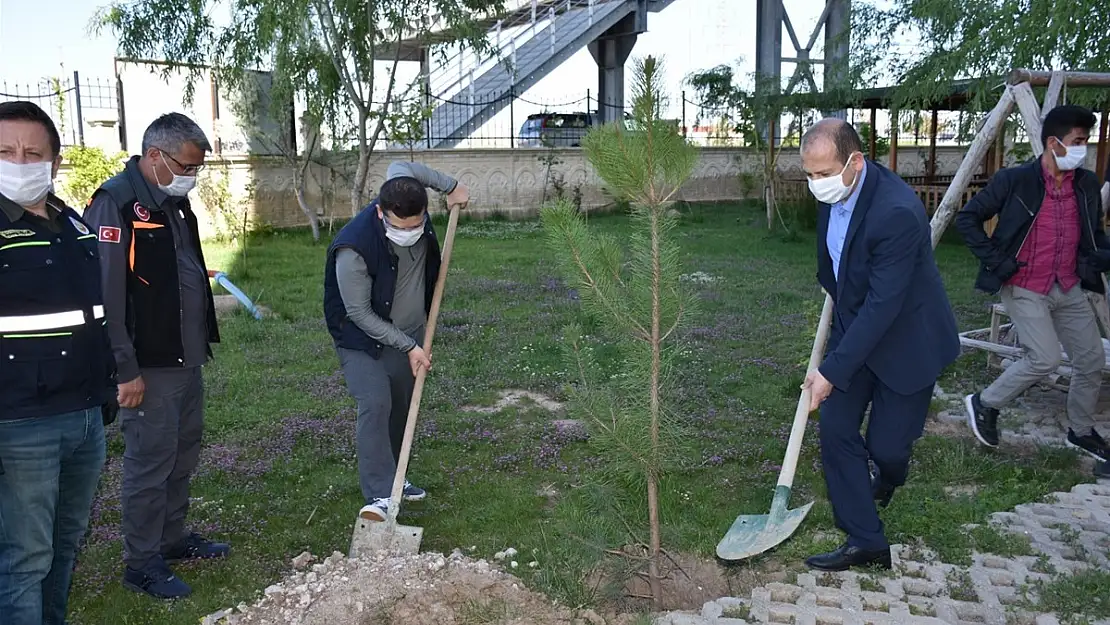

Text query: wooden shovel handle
(387, 203), (463, 519)
(776, 293), (834, 489)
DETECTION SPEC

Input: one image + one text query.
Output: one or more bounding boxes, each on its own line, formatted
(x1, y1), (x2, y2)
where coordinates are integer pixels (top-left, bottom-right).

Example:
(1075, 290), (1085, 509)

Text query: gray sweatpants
(981, 284), (1105, 433)
(337, 333), (421, 504)
(120, 367), (204, 570)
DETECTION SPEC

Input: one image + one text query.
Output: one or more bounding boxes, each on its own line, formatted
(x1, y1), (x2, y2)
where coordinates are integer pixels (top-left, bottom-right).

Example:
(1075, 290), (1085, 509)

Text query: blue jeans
(0, 408), (106, 625)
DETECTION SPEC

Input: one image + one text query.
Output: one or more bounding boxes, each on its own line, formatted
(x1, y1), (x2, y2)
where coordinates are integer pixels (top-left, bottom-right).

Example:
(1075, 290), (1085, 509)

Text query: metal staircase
(411, 0), (676, 148)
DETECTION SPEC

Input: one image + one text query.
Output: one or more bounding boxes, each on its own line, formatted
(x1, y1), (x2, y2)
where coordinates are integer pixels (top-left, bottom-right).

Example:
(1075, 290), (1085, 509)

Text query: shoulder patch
(68, 216), (91, 235)
(98, 226), (122, 244)
(0, 229), (35, 239)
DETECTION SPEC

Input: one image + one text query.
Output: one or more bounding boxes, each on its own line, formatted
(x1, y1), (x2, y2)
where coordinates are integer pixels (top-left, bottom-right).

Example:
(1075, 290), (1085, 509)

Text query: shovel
(349, 201), (463, 558)
(716, 292), (834, 562)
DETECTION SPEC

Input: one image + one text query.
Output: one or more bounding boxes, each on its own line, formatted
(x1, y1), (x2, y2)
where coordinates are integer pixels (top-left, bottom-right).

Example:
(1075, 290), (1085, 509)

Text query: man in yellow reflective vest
(0, 100), (116, 625)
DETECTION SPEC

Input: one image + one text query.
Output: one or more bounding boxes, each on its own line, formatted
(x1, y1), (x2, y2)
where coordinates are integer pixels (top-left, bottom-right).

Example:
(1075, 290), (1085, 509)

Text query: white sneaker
(359, 498), (390, 522)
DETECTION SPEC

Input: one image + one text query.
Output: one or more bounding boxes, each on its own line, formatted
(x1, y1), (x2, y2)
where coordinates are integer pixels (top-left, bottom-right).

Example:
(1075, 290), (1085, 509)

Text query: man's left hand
(802, 368), (833, 412)
(447, 184), (470, 209)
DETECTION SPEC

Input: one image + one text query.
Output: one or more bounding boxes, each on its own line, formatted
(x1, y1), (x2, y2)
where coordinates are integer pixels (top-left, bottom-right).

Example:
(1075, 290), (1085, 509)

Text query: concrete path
(656, 386), (1110, 625)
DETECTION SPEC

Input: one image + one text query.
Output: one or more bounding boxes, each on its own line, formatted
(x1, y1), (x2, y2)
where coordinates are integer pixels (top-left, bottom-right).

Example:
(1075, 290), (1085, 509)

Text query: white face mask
(383, 216), (424, 247)
(154, 152), (198, 197)
(1052, 139), (1087, 171)
(808, 153), (860, 205)
(0, 160), (54, 207)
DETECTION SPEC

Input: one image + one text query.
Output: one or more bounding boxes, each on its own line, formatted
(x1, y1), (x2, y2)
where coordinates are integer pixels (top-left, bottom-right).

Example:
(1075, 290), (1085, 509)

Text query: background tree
(852, 0), (1110, 112)
(97, 0), (504, 216)
(541, 55), (698, 610)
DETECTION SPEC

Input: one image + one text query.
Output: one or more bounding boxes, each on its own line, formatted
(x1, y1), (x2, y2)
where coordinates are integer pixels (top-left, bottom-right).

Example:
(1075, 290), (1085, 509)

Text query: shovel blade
(716, 487), (813, 562)
(349, 516), (423, 559)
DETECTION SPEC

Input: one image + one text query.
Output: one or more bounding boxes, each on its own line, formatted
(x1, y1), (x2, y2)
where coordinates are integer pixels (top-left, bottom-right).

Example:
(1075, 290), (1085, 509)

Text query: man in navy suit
(799, 118), (961, 571)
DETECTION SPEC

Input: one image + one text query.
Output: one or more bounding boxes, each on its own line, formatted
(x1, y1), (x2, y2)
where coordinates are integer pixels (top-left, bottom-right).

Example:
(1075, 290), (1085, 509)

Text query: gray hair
(141, 112), (212, 155)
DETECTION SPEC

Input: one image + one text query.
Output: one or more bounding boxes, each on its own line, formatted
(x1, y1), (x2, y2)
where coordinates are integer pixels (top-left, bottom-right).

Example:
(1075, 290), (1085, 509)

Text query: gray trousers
(337, 335), (420, 504)
(120, 367), (204, 569)
(982, 284), (1105, 433)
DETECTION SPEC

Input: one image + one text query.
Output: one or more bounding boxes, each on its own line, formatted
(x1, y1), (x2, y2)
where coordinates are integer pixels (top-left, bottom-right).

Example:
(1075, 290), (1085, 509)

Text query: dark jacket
(83, 156), (219, 381)
(323, 199), (440, 358)
(954, 159), (1110, 295)
(816, 160), (961, 395)
(0, 193), (116, 420)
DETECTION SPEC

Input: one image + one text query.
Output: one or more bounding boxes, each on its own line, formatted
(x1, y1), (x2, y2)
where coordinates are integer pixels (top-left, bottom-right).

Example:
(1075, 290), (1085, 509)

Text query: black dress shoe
(805, 543), (892, 572)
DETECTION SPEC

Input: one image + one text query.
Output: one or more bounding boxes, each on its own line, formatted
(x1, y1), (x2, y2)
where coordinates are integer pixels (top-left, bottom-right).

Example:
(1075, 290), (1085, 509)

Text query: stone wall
(57, 145), (1034, 240)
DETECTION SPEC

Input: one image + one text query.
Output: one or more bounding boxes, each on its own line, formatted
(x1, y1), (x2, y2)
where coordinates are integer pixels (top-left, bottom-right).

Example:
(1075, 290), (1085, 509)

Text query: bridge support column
(588, 13), (640, 125)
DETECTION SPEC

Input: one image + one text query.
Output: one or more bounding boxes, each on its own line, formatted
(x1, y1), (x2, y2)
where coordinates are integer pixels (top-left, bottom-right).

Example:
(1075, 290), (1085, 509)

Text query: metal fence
(389, 88), (745, 149)
(0, 71), (120, 149)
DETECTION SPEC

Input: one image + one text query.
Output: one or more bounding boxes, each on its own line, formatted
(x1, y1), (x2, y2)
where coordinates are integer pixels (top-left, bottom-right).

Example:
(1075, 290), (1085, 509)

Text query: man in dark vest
(324, 161), (469, 522)
(0, 101), (116, 625)
(84, 112), (223, 599)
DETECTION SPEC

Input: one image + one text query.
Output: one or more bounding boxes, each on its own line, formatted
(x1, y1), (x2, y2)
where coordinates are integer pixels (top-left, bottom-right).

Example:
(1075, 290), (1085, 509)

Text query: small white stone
(264, 584), (283, 596)
(503, 547), (518, 558)
(510, 560), (518, 568)
(528, 561), (538, 568)
(305, 572), (318, 583)
(494, 550), (507, 561)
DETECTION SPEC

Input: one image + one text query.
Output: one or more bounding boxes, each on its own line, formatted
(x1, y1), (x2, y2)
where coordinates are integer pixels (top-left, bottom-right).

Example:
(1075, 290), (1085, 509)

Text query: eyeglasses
(161, 151), (205, 175)
(384, 211), (427, 231)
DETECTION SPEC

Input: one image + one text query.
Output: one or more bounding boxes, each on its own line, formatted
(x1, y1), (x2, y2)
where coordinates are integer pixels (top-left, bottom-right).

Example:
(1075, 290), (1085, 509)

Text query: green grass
(68, 201), (1100, 624)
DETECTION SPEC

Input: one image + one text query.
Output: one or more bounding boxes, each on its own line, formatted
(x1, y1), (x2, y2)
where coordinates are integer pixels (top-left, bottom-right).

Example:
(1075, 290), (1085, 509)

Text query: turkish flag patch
(98, 226), (122, 244)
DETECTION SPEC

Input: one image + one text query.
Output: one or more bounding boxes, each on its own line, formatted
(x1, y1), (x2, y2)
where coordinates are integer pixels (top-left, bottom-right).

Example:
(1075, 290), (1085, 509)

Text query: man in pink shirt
(956, 105), (1110, 461)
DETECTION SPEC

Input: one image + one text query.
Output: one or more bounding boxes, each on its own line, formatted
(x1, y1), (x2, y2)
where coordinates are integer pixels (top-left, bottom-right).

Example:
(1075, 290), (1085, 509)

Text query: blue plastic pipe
(208, 270), (263, 320)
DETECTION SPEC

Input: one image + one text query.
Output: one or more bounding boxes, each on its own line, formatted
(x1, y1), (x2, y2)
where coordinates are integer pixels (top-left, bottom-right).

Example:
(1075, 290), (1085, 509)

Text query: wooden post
(927, 108), (939, 181)
(1041, 71), (1065, 116)
(929, 86), (1016, 248)
(1008, 69), (1110, 87)
(889, 109), (899, 173)
(869, 107), (877, 160)
(1013, 82), (1045, 157)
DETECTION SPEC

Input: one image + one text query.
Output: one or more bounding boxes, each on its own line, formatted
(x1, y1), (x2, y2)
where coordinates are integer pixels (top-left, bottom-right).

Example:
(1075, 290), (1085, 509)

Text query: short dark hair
(801, 118), (864, 163)
(0, 100), (62, 158)
(1041, 105), (1096, 147)
(379, 176), (428, 218)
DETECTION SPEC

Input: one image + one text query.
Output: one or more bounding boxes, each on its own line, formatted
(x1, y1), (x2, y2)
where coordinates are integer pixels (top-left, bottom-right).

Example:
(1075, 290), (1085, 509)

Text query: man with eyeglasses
(83, 112), (223, 600)
(323, 161), (468, 523)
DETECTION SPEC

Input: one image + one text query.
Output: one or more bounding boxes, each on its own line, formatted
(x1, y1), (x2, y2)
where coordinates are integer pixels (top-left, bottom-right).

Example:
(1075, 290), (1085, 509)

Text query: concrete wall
(57, 144), (1101, 241)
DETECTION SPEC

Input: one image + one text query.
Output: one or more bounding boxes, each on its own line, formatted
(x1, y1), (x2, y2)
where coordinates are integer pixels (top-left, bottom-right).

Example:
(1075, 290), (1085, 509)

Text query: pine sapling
(540, 55), (698, 609)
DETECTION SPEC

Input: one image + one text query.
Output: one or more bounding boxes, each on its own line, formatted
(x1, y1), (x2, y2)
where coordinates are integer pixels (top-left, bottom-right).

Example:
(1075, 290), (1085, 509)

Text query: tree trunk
(646, 204), (663, 610)
(351, 109), (371, 217)
(295, 173), (321, 242)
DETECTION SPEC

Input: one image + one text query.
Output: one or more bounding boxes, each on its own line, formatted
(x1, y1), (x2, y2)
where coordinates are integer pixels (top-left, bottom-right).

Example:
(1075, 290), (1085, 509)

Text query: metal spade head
(349, 516), (424, 559)
(715, 486), (813, 562)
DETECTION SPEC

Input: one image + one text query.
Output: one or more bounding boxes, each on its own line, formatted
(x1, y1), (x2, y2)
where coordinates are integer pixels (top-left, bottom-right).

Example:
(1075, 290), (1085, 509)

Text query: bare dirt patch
(203, 551), (640, 625)
(462, 389), (565, 414)
(585, 548), (791, 615)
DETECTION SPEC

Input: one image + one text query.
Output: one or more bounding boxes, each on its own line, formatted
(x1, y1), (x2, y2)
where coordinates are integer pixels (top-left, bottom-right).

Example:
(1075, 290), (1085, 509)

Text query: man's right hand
(118, 375), (145, 409)
(407, 346), (432, 377)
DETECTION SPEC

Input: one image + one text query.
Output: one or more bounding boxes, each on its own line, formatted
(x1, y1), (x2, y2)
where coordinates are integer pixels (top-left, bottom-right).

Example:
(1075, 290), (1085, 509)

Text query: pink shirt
(1008, 165), (1081, 295)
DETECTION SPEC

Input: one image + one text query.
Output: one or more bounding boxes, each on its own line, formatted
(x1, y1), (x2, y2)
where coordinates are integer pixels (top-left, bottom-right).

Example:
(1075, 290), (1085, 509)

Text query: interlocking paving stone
(654, 477), (1110, 625)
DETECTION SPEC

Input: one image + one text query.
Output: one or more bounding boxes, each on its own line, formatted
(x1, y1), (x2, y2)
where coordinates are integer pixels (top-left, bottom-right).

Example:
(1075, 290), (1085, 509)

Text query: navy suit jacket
(816, 160), (961, 396)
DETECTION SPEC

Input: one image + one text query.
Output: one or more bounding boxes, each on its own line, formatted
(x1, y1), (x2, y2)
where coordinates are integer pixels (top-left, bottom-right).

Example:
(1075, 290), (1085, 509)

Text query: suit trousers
(819, 365), (934, 551)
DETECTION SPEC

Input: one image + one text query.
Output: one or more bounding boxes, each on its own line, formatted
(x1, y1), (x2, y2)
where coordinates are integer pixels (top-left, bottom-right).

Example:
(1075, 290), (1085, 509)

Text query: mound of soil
(203, 550), (636, 625)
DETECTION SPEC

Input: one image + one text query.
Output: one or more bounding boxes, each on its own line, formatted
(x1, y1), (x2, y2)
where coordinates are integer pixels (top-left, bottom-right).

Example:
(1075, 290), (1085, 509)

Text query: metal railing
(425, 0), (614, 103)
(0, 71), (119, 148)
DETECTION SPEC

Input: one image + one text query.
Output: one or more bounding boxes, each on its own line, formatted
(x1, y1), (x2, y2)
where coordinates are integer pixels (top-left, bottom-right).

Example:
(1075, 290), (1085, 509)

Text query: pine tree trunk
(647, 204), (663, 610)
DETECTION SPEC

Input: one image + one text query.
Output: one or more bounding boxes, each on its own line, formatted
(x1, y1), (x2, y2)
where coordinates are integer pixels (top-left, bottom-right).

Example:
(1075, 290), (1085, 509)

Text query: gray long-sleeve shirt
(84, 179), (210, 382)
(335, 161), (458, 352)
